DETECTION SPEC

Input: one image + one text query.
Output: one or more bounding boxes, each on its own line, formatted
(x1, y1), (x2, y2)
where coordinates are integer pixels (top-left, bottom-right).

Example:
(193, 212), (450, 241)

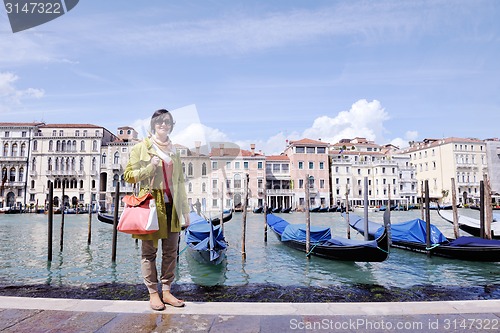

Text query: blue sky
(1, 0), (499, 154)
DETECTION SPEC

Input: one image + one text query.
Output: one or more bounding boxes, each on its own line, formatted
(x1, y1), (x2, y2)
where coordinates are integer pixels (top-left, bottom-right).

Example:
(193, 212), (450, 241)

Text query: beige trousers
(141, 235), (179, 294)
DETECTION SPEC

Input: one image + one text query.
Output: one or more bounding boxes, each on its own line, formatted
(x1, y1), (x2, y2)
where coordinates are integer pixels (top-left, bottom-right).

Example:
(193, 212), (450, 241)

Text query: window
(202, 183), (206, 192)
(18, 168), (24, 181)
(273, 164), (280, 172)
(75, 130), (80, 137)
(33, 140), (38, 151)
(92, 140), (98, 151)
(83, 130), (87, 137)
(309, 162), (314, 169)
(306, 147), (315, 153)
(4, 131), (9, 138)
(188, 163), (193, 176)
(235, 162), (240, 169)
(257, 161), (263, 169)
(11, 143), (17, 156)
(95, 130), (100, 136)
(317, 147), (326, 154)
(9, 167), (16, 181)
(102, 153), (106, 164)
(212, 161), (218, 169)
(80, 157), (84, 171)
(234, 174), (242, 189)
(80, 140), (85, 151)
(320, 179), (325, 188)
(226, 161), (231, 169)
(202, 163), (207, 176)
(212, 179), (218, 190)
(298, 161), (304, 169)
(282, 164), (289, 172)
(244, 162), (249, 169)
(298, 179), (304, 188)
(296, 147), (305, 153)
(91, 157), (96, 171)
(319, 162), (324, 170)
(113, 152), (119, 164)
(52, 130), (57, 136)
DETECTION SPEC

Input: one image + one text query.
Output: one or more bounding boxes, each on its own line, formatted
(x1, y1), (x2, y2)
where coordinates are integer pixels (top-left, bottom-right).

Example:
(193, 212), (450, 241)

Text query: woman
(124, 109), (190, 311)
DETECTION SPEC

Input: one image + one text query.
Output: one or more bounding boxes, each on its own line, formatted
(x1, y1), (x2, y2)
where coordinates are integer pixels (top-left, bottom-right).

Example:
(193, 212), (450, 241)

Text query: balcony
(29, 170), (37, 177)
(1, 156), (27, 162)
(266, 189), (294, 195)
(111, 164), (121, 171)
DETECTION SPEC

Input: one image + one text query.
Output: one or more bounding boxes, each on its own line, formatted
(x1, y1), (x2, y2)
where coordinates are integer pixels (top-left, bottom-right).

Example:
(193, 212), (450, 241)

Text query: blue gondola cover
(375, 218), (447, 244)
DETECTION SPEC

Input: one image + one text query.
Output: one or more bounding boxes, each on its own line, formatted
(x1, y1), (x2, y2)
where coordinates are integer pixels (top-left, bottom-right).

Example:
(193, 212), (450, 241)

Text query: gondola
(97, 212), (115, 225)
(266, 213), (389, 262)
(281, 207), (292, 213)
(184, 212), (227, 265)
(345, 213), (500, 262)
(437, 209), (500, 240)
(253, 206), (263, 214)
(209, 209), (233, 225)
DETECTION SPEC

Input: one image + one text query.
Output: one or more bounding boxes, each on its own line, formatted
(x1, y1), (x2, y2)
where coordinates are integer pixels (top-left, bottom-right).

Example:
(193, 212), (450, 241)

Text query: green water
(0, 209), (498, 288)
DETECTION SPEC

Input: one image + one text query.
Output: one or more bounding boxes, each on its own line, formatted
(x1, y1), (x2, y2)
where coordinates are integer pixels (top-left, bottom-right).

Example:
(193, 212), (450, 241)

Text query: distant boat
(209, 209), (233, 226)
(309, 206), (320, 212)
(185, 212), (227, 265)
(346, 213), (500, 262)
(267, 213), (389, 262)
(437, 209), (500, 240)
(281, 207), (292, 213)
(97, 212), (115, 225)
(253, 206), (263, 214)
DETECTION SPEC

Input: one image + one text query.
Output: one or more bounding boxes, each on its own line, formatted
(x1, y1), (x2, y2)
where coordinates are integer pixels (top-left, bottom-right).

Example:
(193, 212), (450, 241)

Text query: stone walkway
(1, 296), (499, 332)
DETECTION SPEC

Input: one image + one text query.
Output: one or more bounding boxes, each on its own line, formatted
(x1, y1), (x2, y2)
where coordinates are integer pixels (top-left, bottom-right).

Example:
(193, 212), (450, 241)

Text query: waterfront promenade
(1, 296), (499, 332)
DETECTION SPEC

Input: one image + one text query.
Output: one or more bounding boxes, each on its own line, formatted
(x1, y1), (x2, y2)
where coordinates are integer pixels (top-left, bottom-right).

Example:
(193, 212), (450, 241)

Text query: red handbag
(117, 175), (159, 235)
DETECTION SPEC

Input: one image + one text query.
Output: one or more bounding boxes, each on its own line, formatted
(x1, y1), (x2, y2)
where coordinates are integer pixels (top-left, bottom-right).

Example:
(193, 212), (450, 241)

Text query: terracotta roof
(402, 137), (484, 153)
(266, 155), (289, 161)
(210, 147), (261, 157)
(0, 122), (45, 127)
(41, 124), (102, 128)
(289, 138), (328, 146)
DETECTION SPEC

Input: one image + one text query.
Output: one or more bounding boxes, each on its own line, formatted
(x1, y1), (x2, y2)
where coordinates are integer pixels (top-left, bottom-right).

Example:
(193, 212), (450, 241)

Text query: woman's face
(153, 114), (173, 138)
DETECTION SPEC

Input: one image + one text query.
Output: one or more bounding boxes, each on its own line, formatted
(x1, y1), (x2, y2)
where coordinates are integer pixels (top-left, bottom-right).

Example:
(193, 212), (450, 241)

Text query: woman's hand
(150, 156), (161, 168)
(183, 213), (190, 228)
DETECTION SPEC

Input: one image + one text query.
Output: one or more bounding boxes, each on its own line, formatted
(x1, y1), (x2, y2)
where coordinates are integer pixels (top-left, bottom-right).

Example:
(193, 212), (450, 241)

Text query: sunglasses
(154, 117), (173, 126)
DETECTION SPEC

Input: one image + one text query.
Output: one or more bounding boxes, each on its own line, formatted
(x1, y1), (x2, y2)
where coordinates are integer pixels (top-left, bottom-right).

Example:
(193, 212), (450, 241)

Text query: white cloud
(0, 72), (45, 114)
(302, 99), (389, 144)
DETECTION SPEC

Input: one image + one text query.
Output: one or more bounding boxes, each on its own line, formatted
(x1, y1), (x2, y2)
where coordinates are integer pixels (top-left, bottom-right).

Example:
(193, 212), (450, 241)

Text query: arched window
(1, 167), (7, 181)
(113, 152), (119, 164)
(65, 157), (70, 172)
(91, 180), (96, 188)
(55, 157), (59, 171)
(182, 162), (186, 175)
(202, 182), (206, 192)
(92, 140), (97, 151)
(120, 175), (125, 187)
(102, 153), (106, 164)
(48, 140), (53, 151)
(18, 167), (24, 182)
(72, 140), (77, 151)
(80, 180), (84, 189)
(31, 157), (36, 171)
(20, 143), (26, 157)
(188, 182), (193, 192)
(9, 167), (16, 181)
(80, 157), (84, 171)
(31, 180), (35, 189)
(3, 143), (9, 156)
(202, 163), (207, 176)
(188, 162), (193, 176)
(91, 157), (96, 171)
(33, 140), (38, 151)
(71, 157), (76, 171)
(48, 157), (52, 171)
(234, 174), (241, 189)
(80, 140), (85, 151)
(113, 174), (119, 187)
(56, 140), (61, 151)
(67, 140), (72, 151)
(11, 143), (18, 156)
(61, 140), (66, 152)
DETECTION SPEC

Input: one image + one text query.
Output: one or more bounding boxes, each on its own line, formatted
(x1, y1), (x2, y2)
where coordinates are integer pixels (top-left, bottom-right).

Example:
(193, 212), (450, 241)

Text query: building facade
(0, 122), (42, 209)
(401, 137), (488, 205)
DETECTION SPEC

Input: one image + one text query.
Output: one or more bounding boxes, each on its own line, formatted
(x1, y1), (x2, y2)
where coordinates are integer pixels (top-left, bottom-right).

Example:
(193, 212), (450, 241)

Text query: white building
(0, 122), (42, 210)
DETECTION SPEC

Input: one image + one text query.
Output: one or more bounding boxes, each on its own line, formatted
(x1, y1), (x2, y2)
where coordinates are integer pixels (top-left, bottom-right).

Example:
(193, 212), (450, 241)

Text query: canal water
(0, 209), (498, 288)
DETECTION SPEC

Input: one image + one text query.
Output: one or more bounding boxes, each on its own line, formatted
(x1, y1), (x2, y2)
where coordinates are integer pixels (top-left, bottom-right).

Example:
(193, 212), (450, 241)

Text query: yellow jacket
(124, 137), (189, 240)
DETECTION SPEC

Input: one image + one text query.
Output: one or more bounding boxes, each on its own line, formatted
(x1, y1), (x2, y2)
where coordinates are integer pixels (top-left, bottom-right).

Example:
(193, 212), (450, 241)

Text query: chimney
(219, 143), (224, 157)
(195, 141), (201, 155)
(250, 143), (255, 156)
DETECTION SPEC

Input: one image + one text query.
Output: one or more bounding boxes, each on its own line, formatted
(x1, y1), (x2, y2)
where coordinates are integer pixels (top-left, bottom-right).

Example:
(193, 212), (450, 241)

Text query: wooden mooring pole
(363, 177), (369, 241)
(87, 200), (92, 245)
(241, 174), (249, 258)
(263, 184), (268, 242)
(305, 175), (311, 255)
(450, 178), (460, 239)
(484, 174), (493, 240)
(47, 181), (54, 262)
(424, 180), (431, 257)
(345, 184), (350, 239)
(112, 182), (120, 262)
(480, 180), (485, 239)
(59, 182), (65, 252)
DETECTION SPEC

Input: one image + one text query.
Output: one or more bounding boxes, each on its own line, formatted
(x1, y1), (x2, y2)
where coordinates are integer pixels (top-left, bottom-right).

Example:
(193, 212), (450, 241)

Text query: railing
(266, 189), (294, 194)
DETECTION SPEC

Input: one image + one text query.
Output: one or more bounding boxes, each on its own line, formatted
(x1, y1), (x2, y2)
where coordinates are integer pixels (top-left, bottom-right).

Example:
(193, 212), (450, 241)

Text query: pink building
(283, 138), (330, 210)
